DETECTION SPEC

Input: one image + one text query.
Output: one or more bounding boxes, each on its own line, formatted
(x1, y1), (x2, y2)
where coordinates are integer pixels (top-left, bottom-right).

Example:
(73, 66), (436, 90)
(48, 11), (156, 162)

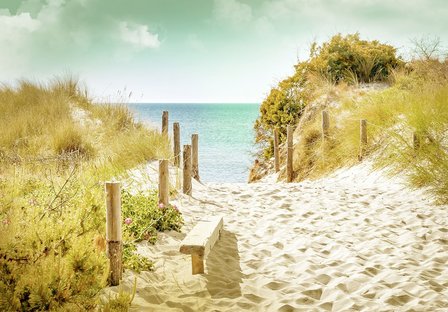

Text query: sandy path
(114, 163), (448, 311)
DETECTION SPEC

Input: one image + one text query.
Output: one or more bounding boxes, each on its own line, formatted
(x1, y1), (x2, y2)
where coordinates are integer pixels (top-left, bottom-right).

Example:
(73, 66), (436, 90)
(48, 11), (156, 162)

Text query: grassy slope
(286, 60), (448, 203)
(0, 78), (177, 311)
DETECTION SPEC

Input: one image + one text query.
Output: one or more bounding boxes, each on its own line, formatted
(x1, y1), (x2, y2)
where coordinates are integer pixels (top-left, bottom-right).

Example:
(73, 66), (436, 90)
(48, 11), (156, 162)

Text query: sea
(128, 104), (260, 183)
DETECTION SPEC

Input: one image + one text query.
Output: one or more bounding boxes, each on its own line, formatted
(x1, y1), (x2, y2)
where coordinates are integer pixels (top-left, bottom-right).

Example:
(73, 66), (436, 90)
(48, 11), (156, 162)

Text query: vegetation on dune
(254, 33), (448, 203)
(0, 78), (182, 311)
(254, 33), (402, 159)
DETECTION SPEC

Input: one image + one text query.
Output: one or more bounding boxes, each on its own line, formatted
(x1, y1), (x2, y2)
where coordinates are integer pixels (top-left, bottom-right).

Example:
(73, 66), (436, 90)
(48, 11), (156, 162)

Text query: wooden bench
(179, 216), (224, 274)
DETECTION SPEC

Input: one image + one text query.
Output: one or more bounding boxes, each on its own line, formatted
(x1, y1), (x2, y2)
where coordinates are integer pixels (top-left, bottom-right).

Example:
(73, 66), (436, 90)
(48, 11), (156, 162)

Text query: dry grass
(0, 77), (171, 310)
(291, 59), (448, 202)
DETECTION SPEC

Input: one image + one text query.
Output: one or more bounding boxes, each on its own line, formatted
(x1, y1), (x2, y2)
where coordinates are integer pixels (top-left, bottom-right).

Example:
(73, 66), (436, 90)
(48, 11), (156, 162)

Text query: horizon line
(129, 102), (261, 105)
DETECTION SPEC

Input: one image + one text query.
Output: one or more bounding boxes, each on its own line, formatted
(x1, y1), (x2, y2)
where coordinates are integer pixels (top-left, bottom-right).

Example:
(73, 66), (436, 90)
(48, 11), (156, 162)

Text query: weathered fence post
(162, 111), (169, 136)
(173, 122), (180, 167)
(105, 182), (122, 286)
(413, 132), (420, 150)
(359, 119), (367, 160)
(322, 110), (329, 141)
(183, 145), (192, 195)
(287, 125), (294, 182)
(191, 134), (200, 181)
(158, 160), (169, 206)
(274, 128), (280, 172)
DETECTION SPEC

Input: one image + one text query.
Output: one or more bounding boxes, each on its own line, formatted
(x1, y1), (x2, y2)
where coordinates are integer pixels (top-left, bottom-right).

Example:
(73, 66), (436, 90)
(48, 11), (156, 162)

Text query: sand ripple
(108, 163), (448, 311)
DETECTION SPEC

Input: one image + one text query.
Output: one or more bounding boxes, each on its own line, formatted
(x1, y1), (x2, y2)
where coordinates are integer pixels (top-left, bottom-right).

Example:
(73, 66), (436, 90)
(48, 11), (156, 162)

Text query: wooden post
(158, 160), (169, 206)
(287, 125), (293, 182)
(105, 182), (122, 286)
(192, 254), (204, 274)
(191, 134), (200, 181)
(162, 111), (169, 136)
(359, 119), (367, 160)
(413, 132), (420, 150)
(274, 128), (280, 172)
(173, 122), (180, 167)
(322, 110), (329, 141)
(183, 145), (192, 195)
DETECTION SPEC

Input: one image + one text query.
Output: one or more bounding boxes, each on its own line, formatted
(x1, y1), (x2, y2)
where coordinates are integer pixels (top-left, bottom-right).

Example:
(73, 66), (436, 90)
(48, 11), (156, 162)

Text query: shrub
(120, 190), (184, 273)
(308, 33), (402, 83)
(121, 190), (183, 244)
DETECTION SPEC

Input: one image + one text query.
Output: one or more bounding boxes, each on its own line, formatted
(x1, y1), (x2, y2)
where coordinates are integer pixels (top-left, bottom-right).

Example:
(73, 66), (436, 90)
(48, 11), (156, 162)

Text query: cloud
(119, 21), (160, 49)
(0, 10), (40, 34)
(0, 9), (41, 75)
(0, 0), (163, 78)
(213, 0), (252, 26)
(17, 0), (45, 17)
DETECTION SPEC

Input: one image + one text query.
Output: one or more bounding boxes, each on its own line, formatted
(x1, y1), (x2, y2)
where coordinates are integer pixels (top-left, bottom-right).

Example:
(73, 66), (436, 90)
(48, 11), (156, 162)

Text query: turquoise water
(128, 104), (260, 183)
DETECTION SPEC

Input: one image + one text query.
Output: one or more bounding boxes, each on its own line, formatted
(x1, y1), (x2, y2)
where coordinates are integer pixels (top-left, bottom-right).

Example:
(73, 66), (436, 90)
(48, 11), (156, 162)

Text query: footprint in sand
(265, 281), (287, 290)
(280, 202), (292, 209)
(301, 288), (323, 300)
(273, 242), (284, 249)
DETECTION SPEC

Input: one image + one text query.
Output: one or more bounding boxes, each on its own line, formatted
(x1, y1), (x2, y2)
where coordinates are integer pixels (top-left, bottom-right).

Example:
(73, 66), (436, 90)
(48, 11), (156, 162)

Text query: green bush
(0, 170), (108, 311)
(254, 73), (310, 159)
(308, 33), (402, 83)
(120, 190), (184, 273)
(121, 190), (183, 244)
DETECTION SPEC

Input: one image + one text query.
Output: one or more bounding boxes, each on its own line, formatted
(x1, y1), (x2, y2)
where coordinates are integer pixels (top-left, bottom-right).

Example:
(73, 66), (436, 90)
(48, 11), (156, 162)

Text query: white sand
(109, 162), (448, 311)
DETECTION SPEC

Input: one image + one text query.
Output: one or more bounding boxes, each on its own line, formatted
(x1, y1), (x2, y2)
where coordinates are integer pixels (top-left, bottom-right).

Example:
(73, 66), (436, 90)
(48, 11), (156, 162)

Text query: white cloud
(0, 11), (40, 35)
(213, 0), (252, 26)
(119, 21), (161, 50)
(17, 0), (45, 17)
(0, 10), (41, 76)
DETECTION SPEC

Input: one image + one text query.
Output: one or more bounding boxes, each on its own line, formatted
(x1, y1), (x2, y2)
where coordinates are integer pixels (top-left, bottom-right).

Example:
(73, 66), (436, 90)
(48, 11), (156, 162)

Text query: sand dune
(109, 162), (448, 311)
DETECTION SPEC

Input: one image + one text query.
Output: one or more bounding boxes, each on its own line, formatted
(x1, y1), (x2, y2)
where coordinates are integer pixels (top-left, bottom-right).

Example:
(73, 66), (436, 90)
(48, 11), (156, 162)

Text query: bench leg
(191, 253), (204, 274)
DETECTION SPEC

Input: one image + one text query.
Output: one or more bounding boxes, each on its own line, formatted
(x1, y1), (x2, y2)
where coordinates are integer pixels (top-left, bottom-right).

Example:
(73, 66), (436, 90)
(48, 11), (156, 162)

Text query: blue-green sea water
(128, 104), (260, 183)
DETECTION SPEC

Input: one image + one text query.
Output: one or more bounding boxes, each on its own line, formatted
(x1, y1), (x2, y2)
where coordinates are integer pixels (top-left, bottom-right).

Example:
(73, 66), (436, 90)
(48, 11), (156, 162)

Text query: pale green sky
(0, 0), (447, 102)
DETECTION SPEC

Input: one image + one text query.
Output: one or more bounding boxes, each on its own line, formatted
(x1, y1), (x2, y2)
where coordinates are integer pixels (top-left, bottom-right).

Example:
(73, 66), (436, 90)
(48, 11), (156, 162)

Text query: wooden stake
(359, 119), (367, 160)
(413, 132), (420, 150)
(191, 134), (200, 181)
(105, 182), (122, 286)
(287, 125), (294, 183)
(322, 110), (329, 141)
(274, 128), (280, 172)
(162, 111), (169, 136)
(183, 145), (192, 195)
(192, 254), (204, 274)
(173, 122), (180, 167)
(158, 160), (169, 206)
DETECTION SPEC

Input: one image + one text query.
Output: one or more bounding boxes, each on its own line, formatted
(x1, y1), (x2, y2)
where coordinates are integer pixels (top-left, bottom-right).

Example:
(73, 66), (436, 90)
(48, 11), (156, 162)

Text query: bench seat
(179, 216), (224, 274)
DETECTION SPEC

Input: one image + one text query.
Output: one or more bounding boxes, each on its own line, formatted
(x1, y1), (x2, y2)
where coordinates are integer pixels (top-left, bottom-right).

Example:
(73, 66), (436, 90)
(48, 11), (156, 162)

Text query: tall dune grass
(292, 59), (448, 203)
(0, 78), (174, 310)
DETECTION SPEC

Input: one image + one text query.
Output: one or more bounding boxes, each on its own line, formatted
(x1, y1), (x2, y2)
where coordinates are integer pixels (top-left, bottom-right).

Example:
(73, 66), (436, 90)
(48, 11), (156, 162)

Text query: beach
(109, 162), (448, 311)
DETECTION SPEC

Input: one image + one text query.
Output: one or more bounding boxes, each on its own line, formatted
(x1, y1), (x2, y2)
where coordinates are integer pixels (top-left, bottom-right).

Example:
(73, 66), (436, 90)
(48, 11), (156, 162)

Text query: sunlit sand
(107, 161), (448, 311)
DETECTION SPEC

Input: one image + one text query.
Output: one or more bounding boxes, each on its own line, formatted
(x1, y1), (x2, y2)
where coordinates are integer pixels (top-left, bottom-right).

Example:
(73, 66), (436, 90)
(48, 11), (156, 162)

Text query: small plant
(120, 190), (183, 272)
(121, 190), (183, 243)
(122, 243), (153, 273)
(100, 278), (137, 312)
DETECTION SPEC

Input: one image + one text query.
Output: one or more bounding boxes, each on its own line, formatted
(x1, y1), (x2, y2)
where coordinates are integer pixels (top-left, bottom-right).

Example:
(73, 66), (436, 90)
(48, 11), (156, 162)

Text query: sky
(0, 0), (447, 103)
